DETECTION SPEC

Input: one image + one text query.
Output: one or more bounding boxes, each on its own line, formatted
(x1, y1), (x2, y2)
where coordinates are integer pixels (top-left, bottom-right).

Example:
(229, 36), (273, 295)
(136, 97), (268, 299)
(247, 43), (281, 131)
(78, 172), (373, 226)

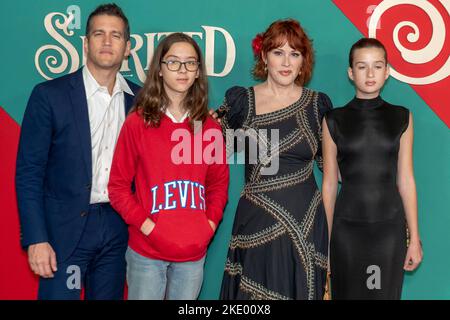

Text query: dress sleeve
(400, 107), (410, 134)
(315, 92), (333, 171)
(318, 92), (333, 119)
(215, 86), (250, 156)
(215, 86), (249, 130)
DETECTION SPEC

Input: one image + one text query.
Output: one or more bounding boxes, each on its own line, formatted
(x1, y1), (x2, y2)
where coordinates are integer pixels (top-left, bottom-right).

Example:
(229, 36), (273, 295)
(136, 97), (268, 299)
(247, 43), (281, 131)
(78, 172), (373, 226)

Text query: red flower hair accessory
(252, 33), (264, 57)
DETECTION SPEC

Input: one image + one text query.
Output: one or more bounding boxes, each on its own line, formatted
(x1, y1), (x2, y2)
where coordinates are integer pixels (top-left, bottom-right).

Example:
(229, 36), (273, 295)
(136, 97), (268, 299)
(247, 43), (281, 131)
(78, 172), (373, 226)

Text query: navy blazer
(16, 68), (141, 263)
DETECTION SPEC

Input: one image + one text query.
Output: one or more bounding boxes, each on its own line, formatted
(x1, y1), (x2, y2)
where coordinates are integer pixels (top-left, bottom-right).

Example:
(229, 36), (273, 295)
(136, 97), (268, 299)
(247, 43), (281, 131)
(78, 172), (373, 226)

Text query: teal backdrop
(0, 0), (448, 300)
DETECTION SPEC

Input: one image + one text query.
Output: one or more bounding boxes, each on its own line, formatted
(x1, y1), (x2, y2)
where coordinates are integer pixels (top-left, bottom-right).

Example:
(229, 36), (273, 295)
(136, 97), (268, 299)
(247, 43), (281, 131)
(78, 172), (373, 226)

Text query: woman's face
(348, 47), (390, 99)
(264, 41), (303, 87)
(159, 41), (199, 99)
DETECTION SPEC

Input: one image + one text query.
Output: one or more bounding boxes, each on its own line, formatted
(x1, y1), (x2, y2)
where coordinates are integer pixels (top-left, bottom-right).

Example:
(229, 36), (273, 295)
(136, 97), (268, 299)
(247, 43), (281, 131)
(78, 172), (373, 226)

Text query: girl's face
(159, 41), (199, 100)
(348, 47), (389, 99)
(264, 41), (303, 87)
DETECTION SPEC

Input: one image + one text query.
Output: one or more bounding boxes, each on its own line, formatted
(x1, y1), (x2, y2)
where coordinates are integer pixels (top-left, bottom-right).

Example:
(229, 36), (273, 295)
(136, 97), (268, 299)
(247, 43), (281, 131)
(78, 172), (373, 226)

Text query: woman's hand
(403, 240), (423, 271)
(209, 109), (221, 124)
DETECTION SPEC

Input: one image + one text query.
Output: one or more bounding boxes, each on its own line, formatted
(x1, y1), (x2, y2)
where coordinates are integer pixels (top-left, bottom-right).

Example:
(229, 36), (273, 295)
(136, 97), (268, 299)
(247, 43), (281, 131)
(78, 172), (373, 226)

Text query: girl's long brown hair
(133, 32), (209, 128)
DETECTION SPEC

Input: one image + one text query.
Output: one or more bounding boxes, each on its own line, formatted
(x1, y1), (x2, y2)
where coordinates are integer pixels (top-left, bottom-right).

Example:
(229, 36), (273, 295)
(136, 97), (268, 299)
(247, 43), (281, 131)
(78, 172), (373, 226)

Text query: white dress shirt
(83, 66), (134, 204)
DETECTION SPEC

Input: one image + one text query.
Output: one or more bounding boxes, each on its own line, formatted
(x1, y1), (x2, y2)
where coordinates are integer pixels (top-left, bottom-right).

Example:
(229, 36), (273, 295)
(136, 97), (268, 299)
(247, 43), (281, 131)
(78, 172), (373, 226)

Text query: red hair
(253, 19), (314, 86)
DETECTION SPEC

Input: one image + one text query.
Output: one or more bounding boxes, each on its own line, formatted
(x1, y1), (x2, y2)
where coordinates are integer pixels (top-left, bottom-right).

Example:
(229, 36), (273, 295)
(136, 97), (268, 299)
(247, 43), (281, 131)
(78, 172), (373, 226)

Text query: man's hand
(28, 242), (57, 278)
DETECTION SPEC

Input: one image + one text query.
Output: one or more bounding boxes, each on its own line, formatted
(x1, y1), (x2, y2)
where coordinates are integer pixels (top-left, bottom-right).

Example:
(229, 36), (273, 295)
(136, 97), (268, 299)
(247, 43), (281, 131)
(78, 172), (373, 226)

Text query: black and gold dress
(218, 86), (332, 300)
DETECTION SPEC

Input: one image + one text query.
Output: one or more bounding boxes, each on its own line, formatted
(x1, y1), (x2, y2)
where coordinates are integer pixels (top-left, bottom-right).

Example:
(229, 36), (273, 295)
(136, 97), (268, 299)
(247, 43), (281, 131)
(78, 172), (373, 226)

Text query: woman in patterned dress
(216, 19), (332, 300)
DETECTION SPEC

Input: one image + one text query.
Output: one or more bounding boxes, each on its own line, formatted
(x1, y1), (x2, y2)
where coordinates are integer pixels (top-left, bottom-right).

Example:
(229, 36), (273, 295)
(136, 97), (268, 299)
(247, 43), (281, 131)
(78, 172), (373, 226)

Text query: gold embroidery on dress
(221, 87), (328, 300)
(224, 258), (243, 276)
(312, 92), (325, 170)
(315, 251), (328, 270)
(224, 259), (291, 300)
(296, 109), (318, 157)
(247, 128), (305, 184)
(245, 192), (316, 300)
(240, 276), (291, 300)
(250, 87), (314, 127)
(244, 161), (313, 194)
(300, 190), (322, 238)
(230, 223), (285, 250)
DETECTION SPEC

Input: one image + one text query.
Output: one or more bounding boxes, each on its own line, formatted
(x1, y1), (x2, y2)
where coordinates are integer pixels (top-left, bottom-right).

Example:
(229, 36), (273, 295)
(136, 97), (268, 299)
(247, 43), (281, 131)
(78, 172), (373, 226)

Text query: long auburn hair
(133, 32), (209, 128)
(253, 19), (314, 86)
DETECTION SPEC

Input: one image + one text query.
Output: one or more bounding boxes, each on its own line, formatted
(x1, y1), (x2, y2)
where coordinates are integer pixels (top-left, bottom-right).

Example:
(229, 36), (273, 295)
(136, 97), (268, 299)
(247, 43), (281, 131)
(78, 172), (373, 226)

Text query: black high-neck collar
(349, 95), (384, 110)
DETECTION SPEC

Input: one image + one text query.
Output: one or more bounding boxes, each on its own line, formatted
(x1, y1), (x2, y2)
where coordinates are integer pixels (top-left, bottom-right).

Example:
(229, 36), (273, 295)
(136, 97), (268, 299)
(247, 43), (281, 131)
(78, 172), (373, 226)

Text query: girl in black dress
(322, 38), (423, 299)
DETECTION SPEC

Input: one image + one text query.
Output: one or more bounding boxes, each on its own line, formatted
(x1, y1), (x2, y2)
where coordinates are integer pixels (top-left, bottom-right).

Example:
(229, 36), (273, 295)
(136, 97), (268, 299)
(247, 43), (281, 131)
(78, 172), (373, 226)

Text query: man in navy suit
(16, 3), (141, 300)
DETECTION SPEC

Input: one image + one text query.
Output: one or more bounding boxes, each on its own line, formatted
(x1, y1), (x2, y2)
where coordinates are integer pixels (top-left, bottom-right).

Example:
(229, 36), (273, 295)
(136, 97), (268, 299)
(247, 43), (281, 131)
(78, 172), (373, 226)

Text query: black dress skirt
(325, 96), (409, 300)
(218, 86), (332, 300)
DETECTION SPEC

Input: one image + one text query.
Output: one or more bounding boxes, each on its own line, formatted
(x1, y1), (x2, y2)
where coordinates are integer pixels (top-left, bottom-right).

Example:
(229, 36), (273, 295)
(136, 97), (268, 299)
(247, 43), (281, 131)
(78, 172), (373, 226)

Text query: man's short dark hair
(86, 3), (130, 41)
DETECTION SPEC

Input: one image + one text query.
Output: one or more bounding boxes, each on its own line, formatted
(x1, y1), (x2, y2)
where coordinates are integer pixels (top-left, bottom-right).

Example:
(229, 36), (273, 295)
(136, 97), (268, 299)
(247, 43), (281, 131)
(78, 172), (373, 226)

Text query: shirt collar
(165, 108), (189, 123)
(83, 66), (134, 99)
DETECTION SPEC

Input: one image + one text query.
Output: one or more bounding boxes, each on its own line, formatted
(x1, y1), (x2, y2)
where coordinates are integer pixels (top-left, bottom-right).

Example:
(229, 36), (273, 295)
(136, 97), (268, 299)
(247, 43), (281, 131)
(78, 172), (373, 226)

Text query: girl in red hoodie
(108, 33), (229, 300)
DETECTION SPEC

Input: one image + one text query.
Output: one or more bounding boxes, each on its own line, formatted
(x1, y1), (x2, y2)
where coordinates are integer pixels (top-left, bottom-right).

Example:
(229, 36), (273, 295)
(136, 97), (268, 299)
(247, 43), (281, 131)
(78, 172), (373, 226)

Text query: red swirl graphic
(334, 0), (450, 127)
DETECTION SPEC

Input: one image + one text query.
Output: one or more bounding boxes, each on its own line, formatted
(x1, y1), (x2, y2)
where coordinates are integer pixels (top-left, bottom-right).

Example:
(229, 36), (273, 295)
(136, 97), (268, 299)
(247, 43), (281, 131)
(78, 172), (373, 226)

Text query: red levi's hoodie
(108, 110), (229, 262)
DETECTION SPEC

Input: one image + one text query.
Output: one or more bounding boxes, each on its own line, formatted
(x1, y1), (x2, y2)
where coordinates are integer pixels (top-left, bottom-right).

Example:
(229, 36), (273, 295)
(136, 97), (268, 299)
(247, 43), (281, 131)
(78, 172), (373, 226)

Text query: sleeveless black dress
(325, 96), (409, 300)
(218, 86), (332, 300)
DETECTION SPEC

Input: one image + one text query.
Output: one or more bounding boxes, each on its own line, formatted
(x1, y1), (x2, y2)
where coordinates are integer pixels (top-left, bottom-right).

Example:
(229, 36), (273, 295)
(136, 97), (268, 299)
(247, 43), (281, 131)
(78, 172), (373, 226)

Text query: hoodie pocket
(147, 211), (214, 260)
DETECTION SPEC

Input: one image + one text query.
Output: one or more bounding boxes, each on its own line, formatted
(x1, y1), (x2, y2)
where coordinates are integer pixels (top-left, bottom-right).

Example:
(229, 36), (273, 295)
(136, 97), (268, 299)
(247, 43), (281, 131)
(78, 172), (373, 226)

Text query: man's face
(84, 14), (130, 71)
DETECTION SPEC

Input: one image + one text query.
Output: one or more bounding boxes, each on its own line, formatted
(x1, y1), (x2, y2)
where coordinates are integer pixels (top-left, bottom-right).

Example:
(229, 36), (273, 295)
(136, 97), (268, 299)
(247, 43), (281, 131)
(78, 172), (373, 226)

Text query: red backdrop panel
(0, 107), (39, 299)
